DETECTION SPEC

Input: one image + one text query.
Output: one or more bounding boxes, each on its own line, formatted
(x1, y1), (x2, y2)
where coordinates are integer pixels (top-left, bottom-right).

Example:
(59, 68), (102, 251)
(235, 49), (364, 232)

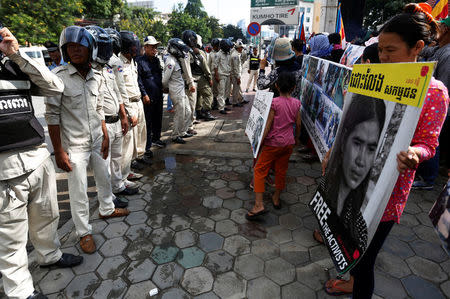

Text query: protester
(257, 37), (302, 99)
(361, 42), (380, 63)
(327, 32), (345, 63)
(43, 40), (67, 70)
(323, 5), (449, 297)
(0, 27), (83, 299)
(246, 72), (301, 220)
(246, 46), (260, 93)
(291, 39), (304, 68)
(46, 26), (130, 254)
(309, 34), (333, 58)
(137, 35), (166, 152)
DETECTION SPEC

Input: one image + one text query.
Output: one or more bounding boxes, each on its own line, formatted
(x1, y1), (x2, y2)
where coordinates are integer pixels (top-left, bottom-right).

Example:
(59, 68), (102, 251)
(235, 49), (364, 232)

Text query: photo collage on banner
(429, 180), (450, 255)
(245, 91), (274, 158)
(339, 44), (365, 67)
(299, 55), (352, 160)
(308, 62), (436, 274)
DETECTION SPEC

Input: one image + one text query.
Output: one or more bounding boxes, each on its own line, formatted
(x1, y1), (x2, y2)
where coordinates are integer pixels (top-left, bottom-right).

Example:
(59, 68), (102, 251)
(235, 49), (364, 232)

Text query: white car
(18, 46), (47, 66)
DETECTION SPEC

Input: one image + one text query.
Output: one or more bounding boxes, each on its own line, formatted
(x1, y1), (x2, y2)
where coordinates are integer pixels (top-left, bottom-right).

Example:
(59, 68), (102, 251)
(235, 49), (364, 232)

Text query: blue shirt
(48, 58), (67, 71)
(136, 55), (163, 101)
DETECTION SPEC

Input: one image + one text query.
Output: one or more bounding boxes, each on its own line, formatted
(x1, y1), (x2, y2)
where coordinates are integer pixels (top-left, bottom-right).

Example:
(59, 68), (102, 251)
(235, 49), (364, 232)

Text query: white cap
(144, 36), (159, 46)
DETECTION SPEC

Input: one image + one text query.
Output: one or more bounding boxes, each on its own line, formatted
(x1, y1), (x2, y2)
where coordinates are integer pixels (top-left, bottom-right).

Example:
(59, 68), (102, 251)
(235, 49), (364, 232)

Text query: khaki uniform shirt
(119, 53), (141, 108)
(207, 51), (218, 76)
(231, 51), (242, 79)
(215, 50), (231, 77)
(198, 50), (212, 82)
(0, 52), (64, 180)
(45, 64), (105, 152)
(163, 54), (187, 97)
(109, 53), (133, 117)
(99, 64), (121, 116)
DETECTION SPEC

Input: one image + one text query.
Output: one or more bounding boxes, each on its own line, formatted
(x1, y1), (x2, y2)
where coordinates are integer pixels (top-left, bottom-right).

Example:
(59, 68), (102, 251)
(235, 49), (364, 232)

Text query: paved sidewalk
(2, 91), (449, 298)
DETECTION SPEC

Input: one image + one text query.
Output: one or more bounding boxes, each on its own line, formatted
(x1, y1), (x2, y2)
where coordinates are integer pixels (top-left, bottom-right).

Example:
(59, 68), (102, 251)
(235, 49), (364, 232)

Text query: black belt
(105, 115), (120, 123)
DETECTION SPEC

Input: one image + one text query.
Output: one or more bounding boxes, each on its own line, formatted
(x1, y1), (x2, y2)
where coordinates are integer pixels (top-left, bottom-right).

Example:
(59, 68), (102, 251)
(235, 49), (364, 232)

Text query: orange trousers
(253, 145), (293, 193)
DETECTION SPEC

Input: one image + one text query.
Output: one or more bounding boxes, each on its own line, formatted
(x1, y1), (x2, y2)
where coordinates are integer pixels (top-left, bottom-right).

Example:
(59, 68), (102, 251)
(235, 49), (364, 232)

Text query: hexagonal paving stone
(125, 223), (152, 241)
(230, 208), (248, 224)
(282, 281), (315, 299)
(204, 250), (234, 274)
(265, 257), (295, 285)
(247, 276), (281, 299)
(292, 228), (318, 247)
(91, 220), (108, 234)
(412, 225), (441, 244)
(375, 251), (411, 279)
(208, 208), (230, 221)
(267, 225), (292, 244)
(222, 198), (243, 211)
(124, 258), (157, 283)
(91, 277), (127, 299)
(169, 215), (192, 231)
(194, 291), (220, 299)
(210, 179), (227, 189)
(279, 213), (302, 231)
(399, 213), (420, 227)
(381, 236), (415, 259)
(98, 237), (128, 257)
(125, 211), (148, 225)
(228, 180), (246, 190)
(234, 254), (264, 280)
(279, 242), (309, 266)
(124, 236), (154, 260)
(124, 280), (157, 298)
(234, 165), (249, 173)
(127, 198), (147, 212)
(216, 187), (235, 199)
(215, 219), (238, 237)
(97, 255), (129, 280)
(251, 239), (280, 261)
(181, 267), (214, 296)
(309, 244), (329, 262)
(223, 235), (251, 256)
(203, 195), (223, 209)
(161, 288), (190, 299)
(401, 275), (445, 299)
(216, 164), (233, 172)
(65, 272), (100, 298)
(406, 256), (447, 283)
(147, 214), (169, 229)
(440, 281), (450, 298)
(174, 229), (198, 248)
(213, 271), (246, 298)
(177, 246), (205, 269)
(409, 239), (448, 263)
(152, 262), (184, 289)
(191, 217), (215, 234)
(373, 271), (408, 299)
(73, 252), (103, 275)
(198, 232), (224, 252)
(40, 268), (74, 294)
(295, 263), (328, 291)
(236, 189), (252, 201)
(289, 203), (312, 218)
(150, 227), (175, 245)
(151, 245), (180, 264)
(102, 222), (129, 239)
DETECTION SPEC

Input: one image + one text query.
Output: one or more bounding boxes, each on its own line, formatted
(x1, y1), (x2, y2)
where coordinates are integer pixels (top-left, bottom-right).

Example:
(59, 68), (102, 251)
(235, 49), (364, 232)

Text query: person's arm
(48, 125), (72, 172)
(162, 59), (174, 91)
(0, 27), (64, 96)
(179, 55), (196, 92)
(200, 51), (212, 81)
(257, 67), (278, 91)
(295, 109), (301, 145)
(136, 59), (150, 105)
(96, 75), (109, 159)
(261, 109), (275, 142)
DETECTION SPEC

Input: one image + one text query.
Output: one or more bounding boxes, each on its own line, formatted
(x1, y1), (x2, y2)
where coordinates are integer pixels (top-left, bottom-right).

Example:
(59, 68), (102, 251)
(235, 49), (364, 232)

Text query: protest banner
(245, 91), (274, 158)
(309, 62), (435, 274)
(299, 55), (351, 160)
(339, 44), (365, 67)
(429, 180), (450, 256)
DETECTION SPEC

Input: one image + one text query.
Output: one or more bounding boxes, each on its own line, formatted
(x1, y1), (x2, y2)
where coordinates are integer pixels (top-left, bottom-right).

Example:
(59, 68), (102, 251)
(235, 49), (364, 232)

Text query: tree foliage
(363, 0), (421, 30)
(184, 0), (207, 18)
(222, 24), (247, 43)
(0, 0), (83, 45)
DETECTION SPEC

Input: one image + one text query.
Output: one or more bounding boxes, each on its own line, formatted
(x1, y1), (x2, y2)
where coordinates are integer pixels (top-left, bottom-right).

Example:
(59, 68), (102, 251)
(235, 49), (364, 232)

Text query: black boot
(196, 110), (205, 120)
(203, 110), (216, 121)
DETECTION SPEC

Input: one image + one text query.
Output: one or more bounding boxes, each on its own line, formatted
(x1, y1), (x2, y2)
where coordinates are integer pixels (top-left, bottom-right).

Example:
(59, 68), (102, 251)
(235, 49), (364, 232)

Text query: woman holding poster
(324, 4), (449, 297)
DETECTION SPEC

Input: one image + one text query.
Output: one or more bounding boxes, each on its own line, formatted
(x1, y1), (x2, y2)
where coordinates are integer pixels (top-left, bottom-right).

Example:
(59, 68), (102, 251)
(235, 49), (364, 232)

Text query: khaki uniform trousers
(246, 69), (258, 90)
(121, 125), (134, 184)
(0, 158), (62, 299)
(106, 121), (125, 193)
(231, 77), (243, 104)
(212, 77), (219, 99)
(68, 141), (115, 238)
(196, 76), (213, 111)
(132, 100), (147, 158)
(170, 92), (191, 138)
(217, 75), (231, 111)
(186, 81), (198, 130)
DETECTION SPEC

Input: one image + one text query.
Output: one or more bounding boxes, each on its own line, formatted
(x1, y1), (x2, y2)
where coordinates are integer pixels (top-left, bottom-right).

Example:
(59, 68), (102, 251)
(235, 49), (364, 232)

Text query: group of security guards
(0, 23), (253, 299)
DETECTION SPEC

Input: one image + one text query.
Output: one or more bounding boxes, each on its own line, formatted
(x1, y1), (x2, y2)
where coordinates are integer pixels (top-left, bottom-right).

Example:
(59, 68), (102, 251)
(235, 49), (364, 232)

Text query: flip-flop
(272, 201), (282, 210)
(324, 279), (353, 296)
(313, 229), (324, 244)
(245, 209), (269, 220)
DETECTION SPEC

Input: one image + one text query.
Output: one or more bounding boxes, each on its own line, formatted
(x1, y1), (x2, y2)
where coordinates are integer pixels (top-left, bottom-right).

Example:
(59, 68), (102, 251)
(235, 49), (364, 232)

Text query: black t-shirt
(249, 53), (260, 70)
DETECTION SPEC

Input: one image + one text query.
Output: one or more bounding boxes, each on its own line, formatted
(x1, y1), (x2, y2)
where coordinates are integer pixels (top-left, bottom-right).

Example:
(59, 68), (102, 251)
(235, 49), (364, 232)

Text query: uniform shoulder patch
(167, 64), (173, 69)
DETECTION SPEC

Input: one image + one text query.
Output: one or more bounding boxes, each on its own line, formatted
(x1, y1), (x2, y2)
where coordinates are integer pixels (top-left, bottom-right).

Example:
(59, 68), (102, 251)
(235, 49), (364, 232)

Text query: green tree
(206, 16), (223, 41)
(184, 0), (207, 18)
(362, 0), (420, 30)
(0, 0), (83, 45)
(222, 24), (247, 43)
(167, 3), (212, 42)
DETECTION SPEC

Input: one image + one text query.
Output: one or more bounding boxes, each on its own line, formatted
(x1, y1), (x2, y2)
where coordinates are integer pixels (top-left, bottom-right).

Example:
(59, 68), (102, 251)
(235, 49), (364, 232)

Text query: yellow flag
(348, 62), (436, 108)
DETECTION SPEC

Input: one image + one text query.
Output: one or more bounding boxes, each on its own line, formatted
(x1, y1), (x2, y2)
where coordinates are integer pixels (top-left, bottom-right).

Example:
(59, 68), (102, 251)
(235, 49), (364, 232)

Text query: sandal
(324, 278), (353, 296)
(313, 229), (324, 244)
(245, 208), (269, 220)
(79, 234), (96, 254)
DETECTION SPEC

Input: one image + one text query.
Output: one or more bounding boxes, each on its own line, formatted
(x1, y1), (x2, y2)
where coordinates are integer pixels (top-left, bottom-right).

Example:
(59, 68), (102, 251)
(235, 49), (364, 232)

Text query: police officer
(208, 38), (220, 109)
(230, 40), (244, 107)
(85, 26), (136, 200)
(104, 28), (143, 182)
(46, 26), (130, 254)
(214, 39), (233, 114)
(119, 31), (150, 168)
(246, 46), (260, 92)
(43, 41), (67, 71)
(163, 38), (196, 144)
(0, 27), (83, 299)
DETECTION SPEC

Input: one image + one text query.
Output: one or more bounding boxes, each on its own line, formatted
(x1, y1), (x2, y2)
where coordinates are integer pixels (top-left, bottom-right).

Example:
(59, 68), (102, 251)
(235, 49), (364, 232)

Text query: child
(246, 72), (302, 220)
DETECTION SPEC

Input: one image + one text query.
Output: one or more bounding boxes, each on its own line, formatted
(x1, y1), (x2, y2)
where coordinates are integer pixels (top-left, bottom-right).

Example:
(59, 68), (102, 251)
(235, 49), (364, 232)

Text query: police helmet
(196, 34), (203, 49)
(219, 39), (233, 53)
(234, 40), (244, 49)
(104, 28), (121, 55)
(211, 38), (220, 48)
(85, 26), (113, 65)
(182, 30), (197, 48)
(120, 31), (140, 56)
(59, 26), (95, 63)
(167, 38), (190, 59)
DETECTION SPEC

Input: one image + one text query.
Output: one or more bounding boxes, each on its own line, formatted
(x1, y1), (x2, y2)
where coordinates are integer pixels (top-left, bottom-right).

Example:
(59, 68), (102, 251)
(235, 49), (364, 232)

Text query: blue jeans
(416, 146), (440, 184)
(167, 95), (173, 111)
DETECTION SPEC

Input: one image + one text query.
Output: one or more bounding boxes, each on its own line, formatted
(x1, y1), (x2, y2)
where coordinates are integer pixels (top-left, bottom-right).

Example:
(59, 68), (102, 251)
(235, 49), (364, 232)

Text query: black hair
(276, 71), (296, 94)
(291, 39), (304, 52)
(380, 3), (439, 47)
(328, 33), (341, 45)
(362, 43), (380, 63)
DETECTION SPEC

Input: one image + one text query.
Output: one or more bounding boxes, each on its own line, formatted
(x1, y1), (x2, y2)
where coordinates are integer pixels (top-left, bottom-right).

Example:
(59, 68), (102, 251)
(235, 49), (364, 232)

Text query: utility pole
(318, 0), (338, 33)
